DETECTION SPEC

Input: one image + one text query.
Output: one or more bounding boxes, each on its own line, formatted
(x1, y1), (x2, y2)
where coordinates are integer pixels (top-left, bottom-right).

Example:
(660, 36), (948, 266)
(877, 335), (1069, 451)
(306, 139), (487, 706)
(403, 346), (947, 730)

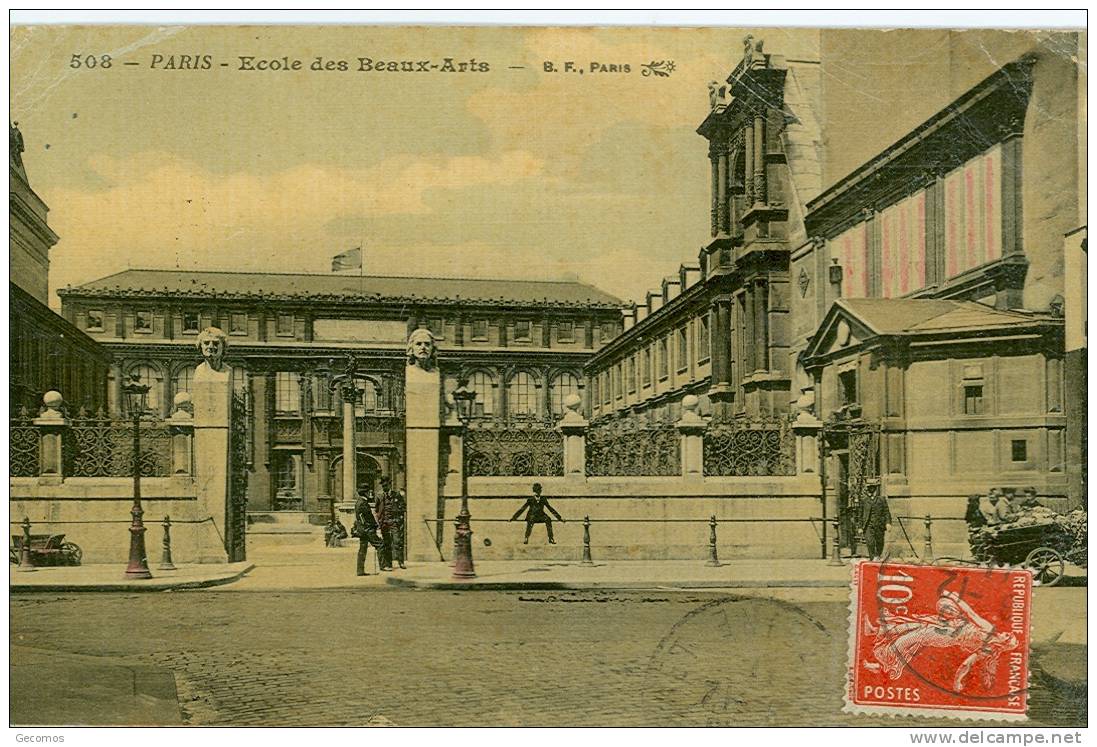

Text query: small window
(839, 369), (858, 407)
(85, 310), (104, 331)
(676, 327), (688, 372)
(471, 319), (488, 341)
(601, 321), (616, 341)
(697, 314), (711, 363)
(182, 311), (200, 333)
(558, 320), (574, 342)
(277, 314), (294, 337)
(963, 385), (984, 415)
(1011, 440), (1027, 463)
(230, 312), (247, 335)
(135, 310), (153, 333)
(428, 318), (445, 340)
(514, 320), (531, 342)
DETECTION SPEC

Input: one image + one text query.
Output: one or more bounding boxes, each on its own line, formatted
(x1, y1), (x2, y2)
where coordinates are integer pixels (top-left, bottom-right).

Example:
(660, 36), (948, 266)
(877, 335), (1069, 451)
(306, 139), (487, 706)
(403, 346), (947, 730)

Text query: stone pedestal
(677, 395), (707, 482)
(33, 392), (68, 486)
(405, 364), (442, 562)
(556, 394), (587, 481)
(192, 369), (232, 563)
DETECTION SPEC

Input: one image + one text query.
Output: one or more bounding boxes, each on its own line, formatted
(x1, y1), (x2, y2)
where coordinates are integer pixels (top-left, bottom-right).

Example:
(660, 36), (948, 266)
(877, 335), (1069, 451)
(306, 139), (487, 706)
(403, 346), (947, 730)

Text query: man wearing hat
(510, 482), (564, 544)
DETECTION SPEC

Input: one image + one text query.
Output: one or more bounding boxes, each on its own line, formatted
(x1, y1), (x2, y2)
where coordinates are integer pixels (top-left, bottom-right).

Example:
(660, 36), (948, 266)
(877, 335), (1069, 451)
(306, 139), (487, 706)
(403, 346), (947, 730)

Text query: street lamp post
(122, 374), (153, 579)
(451, 377), (477, 579)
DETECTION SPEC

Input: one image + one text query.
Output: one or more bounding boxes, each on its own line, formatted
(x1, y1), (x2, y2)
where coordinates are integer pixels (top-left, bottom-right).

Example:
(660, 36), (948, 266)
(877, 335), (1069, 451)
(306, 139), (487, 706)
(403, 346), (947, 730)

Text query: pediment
(802, 302), (876, 363)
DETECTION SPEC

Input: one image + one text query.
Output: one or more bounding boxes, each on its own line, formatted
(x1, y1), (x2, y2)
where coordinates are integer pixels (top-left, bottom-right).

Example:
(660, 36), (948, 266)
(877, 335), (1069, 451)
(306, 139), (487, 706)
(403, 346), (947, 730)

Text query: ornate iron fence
(10, 407), (38, 477)
(585, 419), (680, 476)
(703, 416), (795, 476)
(465, 422), (564, 477)
(227, 394), (249, 561)
(68, 409), (172, 478)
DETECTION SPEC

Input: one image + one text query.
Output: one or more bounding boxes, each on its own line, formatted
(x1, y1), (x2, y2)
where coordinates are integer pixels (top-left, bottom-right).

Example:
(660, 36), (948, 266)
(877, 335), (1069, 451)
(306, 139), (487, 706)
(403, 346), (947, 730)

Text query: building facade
(58, 269), (623, 514)
(792, 36), (1083, 550)
(9, 124), (109, 414)
(587, 38), (824, 425)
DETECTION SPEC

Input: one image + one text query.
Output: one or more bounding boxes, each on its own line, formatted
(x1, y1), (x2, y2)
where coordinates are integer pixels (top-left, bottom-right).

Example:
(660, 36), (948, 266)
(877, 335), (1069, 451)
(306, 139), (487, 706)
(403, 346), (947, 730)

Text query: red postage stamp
(847, 560), (1032, 721)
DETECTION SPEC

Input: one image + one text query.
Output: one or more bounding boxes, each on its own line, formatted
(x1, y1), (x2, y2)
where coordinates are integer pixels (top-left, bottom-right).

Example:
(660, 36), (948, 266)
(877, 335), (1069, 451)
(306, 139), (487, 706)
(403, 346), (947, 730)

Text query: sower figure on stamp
(352, 490), (382, 576)
(510, 482), (564, 544)
(861, 489), (891, 561)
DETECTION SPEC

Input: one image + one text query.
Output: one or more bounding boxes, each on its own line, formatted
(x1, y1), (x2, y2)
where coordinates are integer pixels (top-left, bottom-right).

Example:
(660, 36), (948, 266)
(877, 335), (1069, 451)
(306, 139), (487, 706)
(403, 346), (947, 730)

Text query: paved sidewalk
(9, 561), (254, 592)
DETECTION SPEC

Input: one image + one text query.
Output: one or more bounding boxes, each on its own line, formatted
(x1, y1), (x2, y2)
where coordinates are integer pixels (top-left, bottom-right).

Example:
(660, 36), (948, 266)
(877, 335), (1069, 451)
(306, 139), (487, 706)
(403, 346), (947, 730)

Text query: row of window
(834, 144), (1004, 299)
(592, 314), (711, 406)
(85, 309), (613, 343)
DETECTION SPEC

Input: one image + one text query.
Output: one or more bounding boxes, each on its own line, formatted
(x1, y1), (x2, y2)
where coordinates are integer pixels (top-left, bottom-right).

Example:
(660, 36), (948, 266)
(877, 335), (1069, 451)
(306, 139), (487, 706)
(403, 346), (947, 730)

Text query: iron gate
(227, 392), (249, 562)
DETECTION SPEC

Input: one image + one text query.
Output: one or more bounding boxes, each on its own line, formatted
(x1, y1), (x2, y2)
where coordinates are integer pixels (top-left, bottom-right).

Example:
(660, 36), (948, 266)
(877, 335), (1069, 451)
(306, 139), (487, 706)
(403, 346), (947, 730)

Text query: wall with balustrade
(436, 394), (828, 560)
(9, 390), (229, 564)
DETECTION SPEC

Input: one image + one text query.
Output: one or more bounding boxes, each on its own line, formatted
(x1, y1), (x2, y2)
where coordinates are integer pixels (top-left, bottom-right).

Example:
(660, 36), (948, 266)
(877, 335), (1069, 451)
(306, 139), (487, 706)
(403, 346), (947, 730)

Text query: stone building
(58, 269), (623, 514)
(9, 123), (109, 414)
(587, 37), (824, 425)
(792, 32), (1084, 550)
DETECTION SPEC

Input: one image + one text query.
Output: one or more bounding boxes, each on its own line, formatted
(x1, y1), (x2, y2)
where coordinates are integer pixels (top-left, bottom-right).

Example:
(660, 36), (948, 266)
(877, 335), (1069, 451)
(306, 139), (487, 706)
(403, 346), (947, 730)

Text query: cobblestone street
(10, 588), (1086, 727)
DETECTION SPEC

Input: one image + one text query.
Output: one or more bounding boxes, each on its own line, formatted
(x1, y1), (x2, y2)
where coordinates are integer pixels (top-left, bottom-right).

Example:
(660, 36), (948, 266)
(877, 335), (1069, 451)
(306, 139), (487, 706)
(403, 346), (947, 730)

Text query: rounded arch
(124, 361), (165, 414)
(505, 368), (542, 419)
(463, 368), (497, 418)
(549, 370), (582, 417)
(329, 451), (386, 500)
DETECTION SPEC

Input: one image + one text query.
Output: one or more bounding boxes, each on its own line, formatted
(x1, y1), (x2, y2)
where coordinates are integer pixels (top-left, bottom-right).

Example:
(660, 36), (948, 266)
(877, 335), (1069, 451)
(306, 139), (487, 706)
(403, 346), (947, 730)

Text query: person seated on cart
(1018, 486), (1042, 510)
(984, 489), (1015, 525)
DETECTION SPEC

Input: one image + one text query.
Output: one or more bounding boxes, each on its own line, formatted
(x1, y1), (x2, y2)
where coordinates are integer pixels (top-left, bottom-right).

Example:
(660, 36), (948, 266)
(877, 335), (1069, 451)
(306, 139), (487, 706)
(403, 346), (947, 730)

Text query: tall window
(469, 372), (494, 417)
(601, 371), (610, 405)
(508, 372), (537, 417)
(613, 365), (622, 399)
(945, 145), (1002, 280)
(658, 337), (669, 379)
(129, 365), (161, 414)
(880, 191), (928, 298)
(275, 372), (300, 413)
(314, 375), (333, 411)
(551, 373), (580, 416)
(838, 369), (858, 407)
(676, 327), (688, 372)
(627, 356), (637, 393)
(172, 367), (193, 398)
(355, 379), (382, 415)
(697, 314), (711, 362)
(273, 453), (299, 494)
(642, 346), (653, 385)
(835, 222), (869, 299)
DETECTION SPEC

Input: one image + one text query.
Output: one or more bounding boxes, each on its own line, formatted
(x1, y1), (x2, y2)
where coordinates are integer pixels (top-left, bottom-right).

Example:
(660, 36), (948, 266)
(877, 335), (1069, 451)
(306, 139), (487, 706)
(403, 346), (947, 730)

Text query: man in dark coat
(861, 490), (891, 561)
(353, 491), (382, 576)
(385, 488), (407, 569)
(510, 482), (564, 544)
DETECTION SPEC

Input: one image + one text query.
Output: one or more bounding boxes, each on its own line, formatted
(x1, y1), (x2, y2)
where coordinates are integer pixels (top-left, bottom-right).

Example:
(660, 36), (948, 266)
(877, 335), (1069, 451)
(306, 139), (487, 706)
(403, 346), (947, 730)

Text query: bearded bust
(193, 326), (231, 382)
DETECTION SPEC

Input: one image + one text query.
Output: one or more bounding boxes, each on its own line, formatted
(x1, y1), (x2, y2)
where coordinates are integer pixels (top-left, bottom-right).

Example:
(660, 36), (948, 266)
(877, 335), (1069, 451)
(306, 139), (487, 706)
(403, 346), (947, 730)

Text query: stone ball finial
(43, 391), (64, 410)
(682, 394), (700, 412)
(564, 393), (582, 412)
(173, 391), (192, 409)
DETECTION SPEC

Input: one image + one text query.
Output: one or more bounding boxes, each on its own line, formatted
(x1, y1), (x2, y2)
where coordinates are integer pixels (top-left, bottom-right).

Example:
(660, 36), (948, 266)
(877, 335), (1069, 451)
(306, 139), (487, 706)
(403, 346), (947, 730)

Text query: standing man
(353, 490), (382, 576)
(861, 489), (892, 561)
(510, 483), (564, 544)
(376, 478), (396, 571)
(388, 487), (407, 569)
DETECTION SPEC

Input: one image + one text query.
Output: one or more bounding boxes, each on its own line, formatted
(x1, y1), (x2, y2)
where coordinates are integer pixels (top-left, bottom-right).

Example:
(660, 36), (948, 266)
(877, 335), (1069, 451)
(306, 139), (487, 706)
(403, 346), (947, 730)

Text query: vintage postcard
(8, 14), (1087, 733)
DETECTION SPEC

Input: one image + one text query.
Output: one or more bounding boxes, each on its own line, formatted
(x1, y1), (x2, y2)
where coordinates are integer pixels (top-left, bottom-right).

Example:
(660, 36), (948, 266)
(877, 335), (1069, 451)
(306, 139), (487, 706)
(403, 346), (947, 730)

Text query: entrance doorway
(329, 451), (386, 500)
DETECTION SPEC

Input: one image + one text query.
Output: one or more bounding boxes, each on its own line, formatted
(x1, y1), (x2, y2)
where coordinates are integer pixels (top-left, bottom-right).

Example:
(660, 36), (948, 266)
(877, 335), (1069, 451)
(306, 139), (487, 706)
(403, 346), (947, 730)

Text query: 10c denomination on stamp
(847, 561), (1031, 721)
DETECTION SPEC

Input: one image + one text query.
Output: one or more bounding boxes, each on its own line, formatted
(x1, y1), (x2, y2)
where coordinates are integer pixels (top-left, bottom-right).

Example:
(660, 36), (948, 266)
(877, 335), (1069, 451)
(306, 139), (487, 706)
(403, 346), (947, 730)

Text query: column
(405, 360), (442, 562)
(754, 280), (769, 372)
(709, 147), (719, 236)
(497, 317), (508, 348)
(341, 385), (357, 504)
(753, 112), (767, 206)
(743, 123), (755, 205)
(708, 297), (734, 414)
(716, 144), (729, 234)
(540, 368), (552, 421)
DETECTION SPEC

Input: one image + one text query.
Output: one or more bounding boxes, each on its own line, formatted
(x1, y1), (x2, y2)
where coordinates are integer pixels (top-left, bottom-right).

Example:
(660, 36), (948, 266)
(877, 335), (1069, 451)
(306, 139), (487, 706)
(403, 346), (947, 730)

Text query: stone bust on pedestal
(193, 327), (232, 383)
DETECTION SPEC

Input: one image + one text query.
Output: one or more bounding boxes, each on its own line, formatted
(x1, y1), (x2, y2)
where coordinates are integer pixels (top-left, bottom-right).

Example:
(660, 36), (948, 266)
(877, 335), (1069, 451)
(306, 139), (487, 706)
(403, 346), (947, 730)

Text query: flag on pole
(331, 247), (362, 272)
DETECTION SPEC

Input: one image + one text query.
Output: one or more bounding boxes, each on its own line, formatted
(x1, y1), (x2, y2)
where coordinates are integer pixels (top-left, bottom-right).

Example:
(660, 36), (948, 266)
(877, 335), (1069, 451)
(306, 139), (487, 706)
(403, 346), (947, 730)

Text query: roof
(59, 269), (623, 309)
(802, 297), (1061, 363)
(838, 298), (1054, 335)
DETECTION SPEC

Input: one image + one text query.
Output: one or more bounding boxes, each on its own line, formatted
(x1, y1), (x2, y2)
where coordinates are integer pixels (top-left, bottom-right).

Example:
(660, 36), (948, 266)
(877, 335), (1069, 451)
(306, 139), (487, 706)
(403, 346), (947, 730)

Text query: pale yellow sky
(10, 25), (821, 308)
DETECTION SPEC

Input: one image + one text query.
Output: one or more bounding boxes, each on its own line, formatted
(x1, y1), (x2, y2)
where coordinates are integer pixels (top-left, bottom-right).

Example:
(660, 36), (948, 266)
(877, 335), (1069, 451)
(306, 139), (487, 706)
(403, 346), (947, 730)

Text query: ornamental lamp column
(122, 374), (153, 579)
(451, 377), (478, 579)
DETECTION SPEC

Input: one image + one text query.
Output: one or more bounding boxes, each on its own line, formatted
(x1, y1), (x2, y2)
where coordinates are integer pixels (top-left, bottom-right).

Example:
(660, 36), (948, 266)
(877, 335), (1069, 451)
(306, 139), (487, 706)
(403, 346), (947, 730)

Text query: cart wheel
(1023, 547), (1064, 587)
(60, 542), (82, 567)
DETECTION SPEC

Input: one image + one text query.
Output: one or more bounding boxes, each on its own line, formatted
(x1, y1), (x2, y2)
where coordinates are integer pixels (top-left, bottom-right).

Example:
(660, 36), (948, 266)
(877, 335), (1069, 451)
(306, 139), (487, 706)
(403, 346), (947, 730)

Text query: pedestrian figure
(860, 490), (891, 561)
(1019, 486), (1041, 509)
(985, 489), (1014, 525)
(324, 517), (348, 547)
(376, 478), (398, 571)
(510, 483), (564, 544)
(353, 491), (382, 576)
(386, 487), (407, 569)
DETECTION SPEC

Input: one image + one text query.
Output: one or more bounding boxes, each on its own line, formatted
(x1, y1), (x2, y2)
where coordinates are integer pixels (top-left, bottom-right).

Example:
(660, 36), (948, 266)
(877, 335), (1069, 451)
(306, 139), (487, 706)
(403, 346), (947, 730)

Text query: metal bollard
(922, 514), (934, 563)
(827, 517), (844, 566)
(581, 515), (594, 566)
(17, 516), (35, 572)
(449, 517), (459, 567)
(158, 515), (177, 571)
(705, 515), (721, 567)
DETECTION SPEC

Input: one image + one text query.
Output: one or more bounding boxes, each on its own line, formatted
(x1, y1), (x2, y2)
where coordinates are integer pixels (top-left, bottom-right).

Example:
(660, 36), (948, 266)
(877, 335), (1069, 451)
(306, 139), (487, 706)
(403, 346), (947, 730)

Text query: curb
(385, 576), (850, 591)
(10, 563), (255, 593)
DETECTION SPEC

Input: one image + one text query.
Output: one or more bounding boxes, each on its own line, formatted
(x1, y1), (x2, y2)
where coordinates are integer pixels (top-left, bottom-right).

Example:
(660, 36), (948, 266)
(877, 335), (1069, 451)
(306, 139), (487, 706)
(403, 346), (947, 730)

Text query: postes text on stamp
(847, 561), (1031, 721)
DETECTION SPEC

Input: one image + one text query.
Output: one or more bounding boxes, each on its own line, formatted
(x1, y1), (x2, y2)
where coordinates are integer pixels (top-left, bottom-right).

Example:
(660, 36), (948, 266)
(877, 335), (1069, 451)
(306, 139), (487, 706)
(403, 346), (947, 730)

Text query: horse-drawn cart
(9, 533), (83, 567)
